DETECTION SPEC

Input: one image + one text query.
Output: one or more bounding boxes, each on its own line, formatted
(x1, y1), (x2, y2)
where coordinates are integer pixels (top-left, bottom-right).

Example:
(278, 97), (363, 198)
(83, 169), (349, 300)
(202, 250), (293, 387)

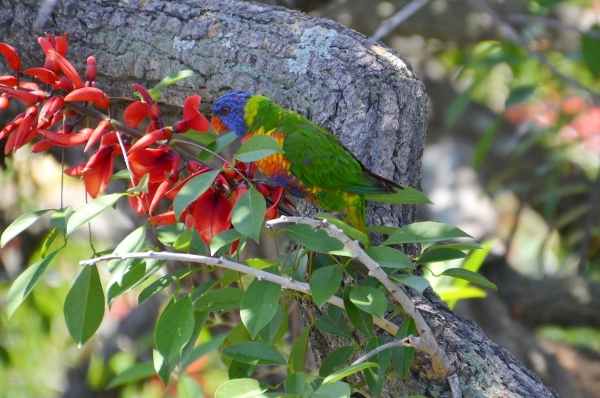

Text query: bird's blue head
(211, 90), (253, 139)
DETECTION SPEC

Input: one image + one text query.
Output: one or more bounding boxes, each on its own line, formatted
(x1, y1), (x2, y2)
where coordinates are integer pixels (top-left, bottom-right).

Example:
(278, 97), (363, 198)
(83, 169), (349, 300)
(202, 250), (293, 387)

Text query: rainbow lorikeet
(211, 90), (402, 242)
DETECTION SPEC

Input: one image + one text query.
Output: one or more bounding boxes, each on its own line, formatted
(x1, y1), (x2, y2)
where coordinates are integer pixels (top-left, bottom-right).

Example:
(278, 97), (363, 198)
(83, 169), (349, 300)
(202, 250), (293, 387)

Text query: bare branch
(367, 0), (431, 45)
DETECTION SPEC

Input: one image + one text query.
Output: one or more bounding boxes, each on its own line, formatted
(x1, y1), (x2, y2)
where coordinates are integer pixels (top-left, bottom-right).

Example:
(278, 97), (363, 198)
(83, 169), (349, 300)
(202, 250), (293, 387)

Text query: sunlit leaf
(285, 224), (350, 256)
(7, 250), (60, 318)
(148, 70), (197, 100)
(365, 246), (414, 269)
(64, 265), (105, 346)
(50, 206), (73, 233)
(194, 287), (245, 312)
(234, 135), (284, 163)
(107, 225), (146, 284)
(240, 279), (280, 338)
(349, 286), (388, 319)
(214, 378), (268, 398)
(198, 132), (237, 162)
(66, 193), (125, 237)
(231, 188), (266, 243)
(418, 248), (467, 264)
(210, 229), (245, 255)
(1, 209), (52, 247)
(322, 362), (378, 385)
(440, 268), (497, 291)
(389, 274), (429, 295)
(313, 381), (351, 398)
(106, 362), (156, 389)
(173, 169), (221, 219)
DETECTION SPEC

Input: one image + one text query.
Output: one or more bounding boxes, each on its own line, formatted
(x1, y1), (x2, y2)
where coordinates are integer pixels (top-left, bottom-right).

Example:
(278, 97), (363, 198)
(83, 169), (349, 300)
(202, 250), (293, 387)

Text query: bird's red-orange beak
(211, 116), (229, 134)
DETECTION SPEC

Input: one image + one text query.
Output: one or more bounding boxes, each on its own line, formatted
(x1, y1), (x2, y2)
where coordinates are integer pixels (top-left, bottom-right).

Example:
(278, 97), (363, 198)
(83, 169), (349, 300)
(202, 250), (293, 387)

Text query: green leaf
(40, 228), (60, 258)
(111, 169), (131, 180)
(179, 310), (210, 373)
(322, 362), (378, 385)
(392, 317), (417, 378)
(198, 132), (237, 162)
(382, 221), (472, 245)
(149, 70), (197, 99)
(285, 224), (350, 256)
(505, 85), (536, 107)
(365, 246), (415, 269)
(288, 326), (310, 373)
(343, 287), (373, 337)
(437, 285), (487, 304)
(228, 359), (257, 380)
(194, 287), (245, 312)
(313, 213), (369, 245)
(106, 362), (156, 389)
(210, 229), (245, 255)
(418, 248), (468, 264)
(240, 279), (281, 338)
(444, 83), (475, 129)
(1, 209), (52, 247)
(173, 169), (221, 219)
(221, 342), (286, 365)
(64, 265), (105, 346)
(244, 258), (279, 270)
(127, 173), (150, 194)
(153, 347), (178, 385)
(364, 336), (391, 398)
(214, 378), (268, 398)
(389, 274), (430, 295)
(316, 311), (352, 340)
(285, 372), (305, 395)
(154, 296), (195, 363)
(319, 346), (354, 377)
(66, 193), (125, 237)
(177, 376), (204, 398)
(257, 304), (287, 345)
(367, 225), (398, 236)
(107, 226), (146, 284)
(7, 250), (60, 318)
(50, 206), (73, 233)
(181, 130), (217, 146)
(234, 135), (284, 163)
(440, 268), (497, 291)
(107, 260), (146, 306)
(365, 186), (431, 205)
(310, 265), (343, 308)
(349, 286), (388, 319)
(430, 242), (482, 251)
(231, 188), (266, 243)
(138, 268), (192, 305)
(582, 25), (600, 76)
(313, 381), (351, 398)
(181, 333), (228, 370)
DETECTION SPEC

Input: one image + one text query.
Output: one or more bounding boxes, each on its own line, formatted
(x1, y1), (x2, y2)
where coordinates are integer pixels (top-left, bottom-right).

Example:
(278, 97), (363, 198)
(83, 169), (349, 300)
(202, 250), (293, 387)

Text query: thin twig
(351, 340), (405, 365)
(79, 250), (399, 335)
(469, 0), (600, 106)
(366, 0), (431, 45)
(116, 130), (137, 187)
(266, 216), (450, 378)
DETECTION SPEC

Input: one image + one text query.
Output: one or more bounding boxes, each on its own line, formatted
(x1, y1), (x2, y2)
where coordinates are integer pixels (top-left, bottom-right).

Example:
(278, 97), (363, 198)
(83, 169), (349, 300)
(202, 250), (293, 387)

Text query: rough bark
(2, 0), (557, 396)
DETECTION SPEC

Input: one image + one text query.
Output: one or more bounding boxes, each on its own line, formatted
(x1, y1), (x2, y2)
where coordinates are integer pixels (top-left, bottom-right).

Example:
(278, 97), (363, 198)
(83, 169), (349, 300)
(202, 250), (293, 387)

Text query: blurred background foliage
(1, 0), (600, 397)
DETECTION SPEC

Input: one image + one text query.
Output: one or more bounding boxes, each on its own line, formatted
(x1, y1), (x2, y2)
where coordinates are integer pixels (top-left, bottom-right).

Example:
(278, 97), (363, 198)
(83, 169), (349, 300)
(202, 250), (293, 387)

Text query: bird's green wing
(280, 115), (388, 195)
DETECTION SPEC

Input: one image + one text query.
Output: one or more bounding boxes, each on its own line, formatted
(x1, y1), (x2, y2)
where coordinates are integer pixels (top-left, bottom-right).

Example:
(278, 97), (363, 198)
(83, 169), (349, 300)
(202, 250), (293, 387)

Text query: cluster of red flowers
(0, 34), (292, 246)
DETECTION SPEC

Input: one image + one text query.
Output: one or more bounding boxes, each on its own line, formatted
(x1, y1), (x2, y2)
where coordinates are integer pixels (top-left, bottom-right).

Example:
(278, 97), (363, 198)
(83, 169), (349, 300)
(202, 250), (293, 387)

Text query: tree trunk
(1, 0), (557, 396)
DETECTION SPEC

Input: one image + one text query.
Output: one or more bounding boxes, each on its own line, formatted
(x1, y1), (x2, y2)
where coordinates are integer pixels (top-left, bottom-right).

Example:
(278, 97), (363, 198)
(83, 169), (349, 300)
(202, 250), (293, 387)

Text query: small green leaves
(1, 209), (52, 247)
(154, 296), (195, 364)
(365, 186), (431, 205)
(173, 169), (221, 219)
(285, 224), (349, 256)
(198, 132), (237, 162)
(64, 265), (105, 346)
(240, 279), (281, 338)
(66, 193), (124, 237)
(382, 221), (472, 245)
(309, 265), (343, 308)
(349, 286), (388, 319)
(221, 342), (286, 365)
(440, 268), (497, 291)
(288, 326), (311, 374)
(234, 135), (284, 163)
(148, 70), (197, 101)
(231, 188), (266, 243)
(322, 362), (378, 385)
(365, 246), (414, 269)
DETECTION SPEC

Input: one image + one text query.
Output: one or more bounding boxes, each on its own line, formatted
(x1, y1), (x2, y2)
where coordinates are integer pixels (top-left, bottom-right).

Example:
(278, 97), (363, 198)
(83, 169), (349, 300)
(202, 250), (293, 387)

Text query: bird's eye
(222, 107), (230, 115)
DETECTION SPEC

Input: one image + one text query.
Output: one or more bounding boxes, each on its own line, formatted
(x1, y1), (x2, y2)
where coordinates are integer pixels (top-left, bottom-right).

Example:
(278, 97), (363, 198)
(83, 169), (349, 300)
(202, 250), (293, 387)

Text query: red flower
(172, 95), (209, 134)
(127, 145), (180, 183)
(194, 187), (233, 245)
(82, 146), (117, 198)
